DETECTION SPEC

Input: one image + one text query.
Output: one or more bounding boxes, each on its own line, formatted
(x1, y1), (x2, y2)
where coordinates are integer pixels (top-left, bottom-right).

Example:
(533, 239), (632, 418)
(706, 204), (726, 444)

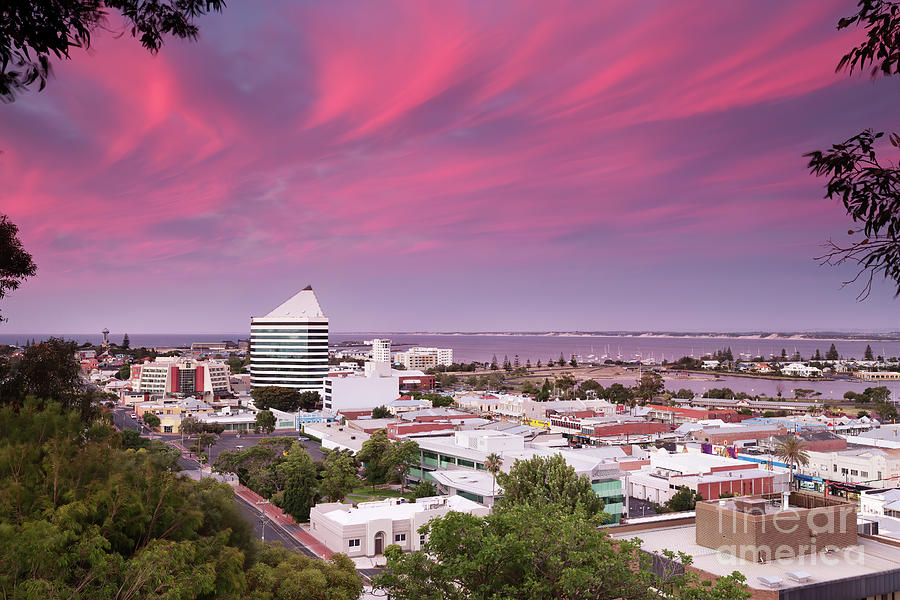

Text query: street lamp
(257, 500), (270, 542)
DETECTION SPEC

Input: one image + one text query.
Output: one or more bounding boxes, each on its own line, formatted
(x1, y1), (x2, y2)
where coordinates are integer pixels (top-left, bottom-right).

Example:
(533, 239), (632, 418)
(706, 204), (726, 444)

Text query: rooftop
(610, 524), (900, 592)
(260, 286), (326, 319)
(317, 495), (484, 525)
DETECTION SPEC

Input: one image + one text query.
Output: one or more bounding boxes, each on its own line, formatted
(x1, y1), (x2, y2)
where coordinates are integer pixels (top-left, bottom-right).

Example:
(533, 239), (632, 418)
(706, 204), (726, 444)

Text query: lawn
(345, 486), (415, 503)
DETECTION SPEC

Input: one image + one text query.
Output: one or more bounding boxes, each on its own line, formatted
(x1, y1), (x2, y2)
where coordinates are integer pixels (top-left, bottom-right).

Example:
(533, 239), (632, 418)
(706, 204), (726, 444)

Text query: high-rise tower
(250, 285), (329, 391)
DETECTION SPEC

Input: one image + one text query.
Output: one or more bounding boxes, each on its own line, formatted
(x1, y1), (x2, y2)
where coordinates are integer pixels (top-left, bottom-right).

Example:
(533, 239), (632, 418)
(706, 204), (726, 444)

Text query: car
(298, 436), (309, 442)
(235, 445), (244, 450)
(130, 413), (136, 419)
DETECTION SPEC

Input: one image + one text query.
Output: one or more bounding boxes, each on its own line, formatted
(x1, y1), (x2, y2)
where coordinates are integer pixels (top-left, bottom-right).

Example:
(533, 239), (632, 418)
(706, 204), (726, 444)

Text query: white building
(780, 363), (823, 377)
(802, 447), (900, 488)
(250, 286), (329, 392)
(322, 361), (401, 412)
(131, 357), (232, 399)
(393, 347), (453, 369)
(367, 338), (392, 363)
(626, 450), (789, 504)
(310, 496), (489, 557)
(861, 489), (900, 518)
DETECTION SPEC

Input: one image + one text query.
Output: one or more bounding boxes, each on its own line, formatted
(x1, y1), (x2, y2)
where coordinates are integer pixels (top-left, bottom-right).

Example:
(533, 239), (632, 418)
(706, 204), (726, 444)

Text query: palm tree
(485, 452), (503, 497)
(774, 435), (810, 490)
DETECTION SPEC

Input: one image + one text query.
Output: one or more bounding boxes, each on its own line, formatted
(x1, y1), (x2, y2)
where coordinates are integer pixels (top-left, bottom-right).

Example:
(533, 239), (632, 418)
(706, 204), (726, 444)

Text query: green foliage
(412, 480), (437, 499)
(117, 363), (132, 380)
(319, 449), (359, 502)
(374, 504), (749, 600)
(0, 401), (318, 599)
(0, 0), (227, 101)
(634, 371), (664, 402)
(673, 388), (694, 399)
(827, 343), (840, 360)
(121, 333), (130, 349)
(251, 386), (302, 412)
(535, 378), (552, 402)
(371, 405), (392, 419)
(846, 386), (892, 404)
(496, 454), (604, 516)
(142, 412), (161, 429)
(865, 344), (875, 361)
(875, 399), (898, 422)
(663, 486), (703, 512)
(775, 435), (810, 489)
(277, 443), (319, 522)
(213, 439), (293, 498)
(227, 356), (248, 375)
(357, 429), (395, 486)
(673, 356), (702, 369)
(410, 392), (454, 407)
(390, 439), (420, 491)
(0, 215), (36, 323)
(604, 382), (634, 405)
(255, 409), (276, 434)
(246, 545), (362, 600)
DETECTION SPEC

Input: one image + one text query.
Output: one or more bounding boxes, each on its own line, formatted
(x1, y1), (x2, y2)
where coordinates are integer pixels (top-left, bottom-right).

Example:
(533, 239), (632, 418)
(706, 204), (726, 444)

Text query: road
(108, 407), (324, 462)
(108, 406), (317, 557)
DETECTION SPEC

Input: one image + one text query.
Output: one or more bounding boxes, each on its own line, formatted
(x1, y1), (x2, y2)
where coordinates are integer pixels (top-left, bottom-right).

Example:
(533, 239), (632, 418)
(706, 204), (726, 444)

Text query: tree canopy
(0, 401), (363, 599)
(255, 409), (276, 433)
(495, 454), (604, 517)
(806, 1), (900, 299)
(250, 386), (319, 412)
(1, 0), (226, 101)
(374, 504), (749, 600)
(0, 215), (36, 321)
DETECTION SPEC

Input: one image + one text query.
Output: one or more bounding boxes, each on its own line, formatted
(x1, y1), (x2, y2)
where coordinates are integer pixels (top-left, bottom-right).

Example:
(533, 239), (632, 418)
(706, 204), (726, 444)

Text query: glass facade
(250, 320), (329, 391)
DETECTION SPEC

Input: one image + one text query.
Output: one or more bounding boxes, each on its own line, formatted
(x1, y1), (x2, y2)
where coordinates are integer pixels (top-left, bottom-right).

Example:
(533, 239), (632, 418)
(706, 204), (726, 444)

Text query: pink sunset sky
(1, 0), (897, 334)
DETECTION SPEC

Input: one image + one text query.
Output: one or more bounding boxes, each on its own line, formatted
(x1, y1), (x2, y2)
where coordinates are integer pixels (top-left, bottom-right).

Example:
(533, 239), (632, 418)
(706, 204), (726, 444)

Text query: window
(841, 468), (848, 475)
(851, 470), (858, 476)
(394, 533), (406, 543)
(420, 534), (426, 546)
(861, 472), (868, 478)
(833, 465), (838, 472)
(348, 539), (360, 548)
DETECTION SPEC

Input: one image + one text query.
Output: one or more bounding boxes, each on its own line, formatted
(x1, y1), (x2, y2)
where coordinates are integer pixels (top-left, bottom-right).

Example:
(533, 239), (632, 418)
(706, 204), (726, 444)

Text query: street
(107, 406), (318, 557)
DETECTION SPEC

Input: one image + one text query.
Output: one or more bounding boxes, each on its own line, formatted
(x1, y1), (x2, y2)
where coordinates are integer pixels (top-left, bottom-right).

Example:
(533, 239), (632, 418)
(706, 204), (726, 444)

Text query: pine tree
(865, 345), (875, 361)
(490, 355), (499, 371)
(826, 344), (839, 361)
(559, 352), (565, 366)
(814, 349), (822, 361)
(122, 333), (130, 349)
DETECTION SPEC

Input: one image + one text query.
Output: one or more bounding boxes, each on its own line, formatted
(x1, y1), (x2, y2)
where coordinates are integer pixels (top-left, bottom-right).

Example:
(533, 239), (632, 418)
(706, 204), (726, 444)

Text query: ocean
(3, 331), (898, 364)
(3, 331), (899, 399)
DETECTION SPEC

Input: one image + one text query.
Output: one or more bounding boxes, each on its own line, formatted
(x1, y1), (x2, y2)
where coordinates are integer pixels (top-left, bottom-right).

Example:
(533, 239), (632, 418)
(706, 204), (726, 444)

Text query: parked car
(298, 436), (309, 442)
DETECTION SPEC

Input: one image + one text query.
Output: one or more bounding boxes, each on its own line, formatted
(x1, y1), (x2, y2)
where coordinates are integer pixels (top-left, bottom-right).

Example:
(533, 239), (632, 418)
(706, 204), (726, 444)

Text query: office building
(250, 285), (329, 391)
(131, 357), (232, 399)
(393, 346), (453, 368)
(323, 361), (399, 412)
(367, 338), (392, 363)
